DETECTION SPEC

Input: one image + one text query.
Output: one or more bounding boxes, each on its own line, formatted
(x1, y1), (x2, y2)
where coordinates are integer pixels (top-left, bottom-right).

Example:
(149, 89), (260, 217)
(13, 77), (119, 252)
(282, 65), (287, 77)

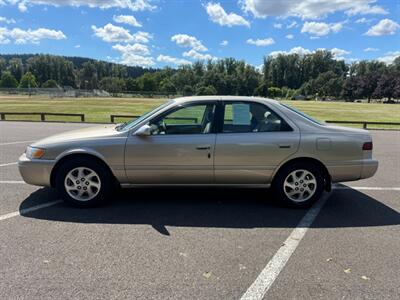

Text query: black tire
(55, 157), (114, 207)
(272, 162), (324, 208)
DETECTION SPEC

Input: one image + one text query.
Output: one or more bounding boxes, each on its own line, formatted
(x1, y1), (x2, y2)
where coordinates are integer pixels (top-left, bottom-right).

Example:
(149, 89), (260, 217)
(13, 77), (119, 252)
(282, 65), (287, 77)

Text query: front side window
(222, 102), (291, 133)
(150, 103), (215, 135)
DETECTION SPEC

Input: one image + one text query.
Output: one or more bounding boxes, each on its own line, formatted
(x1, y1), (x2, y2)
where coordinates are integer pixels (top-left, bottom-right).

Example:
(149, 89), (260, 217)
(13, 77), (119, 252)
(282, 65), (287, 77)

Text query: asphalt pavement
(0, 121), (399, 299)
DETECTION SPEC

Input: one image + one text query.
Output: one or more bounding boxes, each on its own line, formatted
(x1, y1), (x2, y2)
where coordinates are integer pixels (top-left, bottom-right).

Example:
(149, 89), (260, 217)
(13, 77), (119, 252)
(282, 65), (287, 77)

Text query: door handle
(278, 144), (291, 149)
(196, 145), (211, 150)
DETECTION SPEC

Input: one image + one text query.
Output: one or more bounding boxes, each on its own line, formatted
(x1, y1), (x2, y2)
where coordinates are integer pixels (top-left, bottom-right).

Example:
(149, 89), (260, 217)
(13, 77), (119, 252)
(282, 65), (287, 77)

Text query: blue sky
(0, 0), (399, 68)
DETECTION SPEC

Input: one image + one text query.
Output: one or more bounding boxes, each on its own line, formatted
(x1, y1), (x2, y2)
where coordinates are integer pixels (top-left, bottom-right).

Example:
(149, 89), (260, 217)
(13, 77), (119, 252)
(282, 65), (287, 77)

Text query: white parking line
(0, 162), (17, 167)
(0, 200), (62, 222)
(0, 180), (25, 184)
(334, 186), (400, 191)
(0, 140), (34, 146)
(240, 194), (329, 300)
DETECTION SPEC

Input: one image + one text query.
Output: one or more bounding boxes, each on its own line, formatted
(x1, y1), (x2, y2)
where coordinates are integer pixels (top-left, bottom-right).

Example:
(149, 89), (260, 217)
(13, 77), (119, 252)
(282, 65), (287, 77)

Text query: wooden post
(363, 122), (367, 129)
(111, 115), (115, 123)
(41, 113), (45, 121)
(81, 114), (85, 122)
(0, 113), (5, 121)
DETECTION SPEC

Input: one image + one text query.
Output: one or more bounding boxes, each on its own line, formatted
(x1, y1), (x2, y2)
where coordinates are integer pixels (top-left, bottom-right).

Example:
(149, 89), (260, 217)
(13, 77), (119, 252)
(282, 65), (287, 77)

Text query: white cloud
(286, 21), (297, 28)
(240, 0), (387, 19)
(92, 23), (133, 43)
(119, 53), (154, 66)
(0, 26), (66, 44)
(285, 34), (294, 39)
(365, 19), (400, 36)
(246, 37), (275, 46)
(74, 44), (80, 48)
(330, 47), (351, 59)
(273, 23), (282, 29)
(301, 21), (343, 36)
(113, 43), (150, 56)
(113, 15), (142, 27)
(205, 2), (250, 27)
(269, 46), (312, 57)
(355, 17), (372, 23)
(131, 31), (153, 43)
(364, 47), (378, 52)
(220, 40), (228, 46)
(0, 16), (16, 24)
(5, 0), (155, 12)
(92, 24), (152, 43)
(157, 55), (192, 66)
(377, 51), (400, 64)
(183, 49), (216, 60)
(269, 46), (352, 59)
(171, 34), (207, 52)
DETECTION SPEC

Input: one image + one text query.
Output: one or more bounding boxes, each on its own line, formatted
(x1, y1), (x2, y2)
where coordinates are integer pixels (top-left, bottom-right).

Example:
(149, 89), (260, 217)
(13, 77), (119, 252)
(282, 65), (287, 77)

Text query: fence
(110, 114), (198, 123)
(325, 120), (400, 129)
(0, 112), (85, 122)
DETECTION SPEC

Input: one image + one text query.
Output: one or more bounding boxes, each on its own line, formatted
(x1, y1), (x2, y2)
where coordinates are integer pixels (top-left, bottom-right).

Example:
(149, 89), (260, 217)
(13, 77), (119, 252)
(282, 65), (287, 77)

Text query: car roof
(172, 95), (279, 105)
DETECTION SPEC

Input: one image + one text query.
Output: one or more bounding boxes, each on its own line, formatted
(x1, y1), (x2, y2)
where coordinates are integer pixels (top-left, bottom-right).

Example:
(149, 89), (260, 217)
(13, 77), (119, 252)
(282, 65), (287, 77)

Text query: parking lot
(0, 121), (399, 299)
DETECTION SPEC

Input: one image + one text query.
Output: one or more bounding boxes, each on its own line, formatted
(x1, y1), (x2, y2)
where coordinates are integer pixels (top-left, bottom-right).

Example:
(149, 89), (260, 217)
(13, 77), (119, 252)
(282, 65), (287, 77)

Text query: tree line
(0, 52), (399, 101)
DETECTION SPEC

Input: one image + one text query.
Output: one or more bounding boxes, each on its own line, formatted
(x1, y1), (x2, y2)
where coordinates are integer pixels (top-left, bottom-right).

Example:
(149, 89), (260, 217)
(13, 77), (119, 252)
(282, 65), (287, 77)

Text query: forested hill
(0, 51), (399, 101)
(0, 53), (156, 83)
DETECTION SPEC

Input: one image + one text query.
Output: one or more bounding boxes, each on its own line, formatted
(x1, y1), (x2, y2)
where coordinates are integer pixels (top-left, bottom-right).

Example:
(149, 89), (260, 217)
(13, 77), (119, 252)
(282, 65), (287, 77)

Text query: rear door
(214, 101), (300, 184)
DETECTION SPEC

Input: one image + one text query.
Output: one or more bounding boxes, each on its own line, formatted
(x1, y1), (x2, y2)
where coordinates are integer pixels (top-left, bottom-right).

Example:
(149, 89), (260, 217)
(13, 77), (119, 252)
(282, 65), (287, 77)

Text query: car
(18, 96), (378, 208)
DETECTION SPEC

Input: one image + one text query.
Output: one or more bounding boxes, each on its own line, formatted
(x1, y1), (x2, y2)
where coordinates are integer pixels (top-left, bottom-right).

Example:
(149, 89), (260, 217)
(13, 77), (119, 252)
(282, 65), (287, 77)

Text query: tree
(373, 73), (398, 101)
(196, 85), (216, 95)
(42, 79), (59, 88)
(99, 77), (126, 95)
(0, 71), (18, 88)
(19, 72), (38, 88)
(137, 73), (157, 92)
(125, 77), (140, 91)
(268, 87), (282, 98)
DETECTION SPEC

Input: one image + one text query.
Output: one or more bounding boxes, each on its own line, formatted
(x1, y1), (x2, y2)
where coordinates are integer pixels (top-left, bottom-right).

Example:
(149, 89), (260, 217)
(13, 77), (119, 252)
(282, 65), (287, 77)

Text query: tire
(272, 162), (324, 208)
(55, 157), (113, 207)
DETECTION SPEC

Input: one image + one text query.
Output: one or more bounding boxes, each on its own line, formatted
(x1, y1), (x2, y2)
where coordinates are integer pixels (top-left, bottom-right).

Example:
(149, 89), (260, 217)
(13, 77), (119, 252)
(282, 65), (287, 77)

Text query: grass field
(0, 95), (399, 129)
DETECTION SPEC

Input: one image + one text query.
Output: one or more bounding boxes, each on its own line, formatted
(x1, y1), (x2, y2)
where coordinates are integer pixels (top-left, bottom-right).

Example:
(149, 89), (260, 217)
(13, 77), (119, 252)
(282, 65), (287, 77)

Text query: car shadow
(19, 186), (400, 235)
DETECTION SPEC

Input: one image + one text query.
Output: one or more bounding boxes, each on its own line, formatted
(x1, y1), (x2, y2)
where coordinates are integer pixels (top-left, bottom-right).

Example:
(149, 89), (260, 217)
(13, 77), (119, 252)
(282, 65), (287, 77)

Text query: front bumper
(360, 159), (379, 179)
(18, 153), (55, 187)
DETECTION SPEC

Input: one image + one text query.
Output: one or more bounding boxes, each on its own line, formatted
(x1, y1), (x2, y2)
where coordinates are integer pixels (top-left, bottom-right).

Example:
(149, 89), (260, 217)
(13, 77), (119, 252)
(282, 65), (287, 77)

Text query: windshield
(280, 103), (324, 126)
(116, 100), (173, 131)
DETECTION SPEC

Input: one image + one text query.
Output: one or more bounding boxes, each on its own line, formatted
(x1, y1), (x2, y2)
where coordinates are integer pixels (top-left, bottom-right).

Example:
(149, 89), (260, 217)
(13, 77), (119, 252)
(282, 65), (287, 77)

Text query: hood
(32, 124), (122, 147)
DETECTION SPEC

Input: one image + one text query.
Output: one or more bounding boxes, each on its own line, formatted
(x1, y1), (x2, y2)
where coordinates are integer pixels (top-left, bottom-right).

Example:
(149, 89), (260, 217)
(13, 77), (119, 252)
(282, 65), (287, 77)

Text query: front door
(214, 101), (300, 184)
(125, 102), (217, 183)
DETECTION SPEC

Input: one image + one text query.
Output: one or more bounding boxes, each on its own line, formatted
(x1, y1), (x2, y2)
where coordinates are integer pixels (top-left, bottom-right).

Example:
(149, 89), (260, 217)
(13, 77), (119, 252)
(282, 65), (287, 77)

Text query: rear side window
(222, 102), (292, 133)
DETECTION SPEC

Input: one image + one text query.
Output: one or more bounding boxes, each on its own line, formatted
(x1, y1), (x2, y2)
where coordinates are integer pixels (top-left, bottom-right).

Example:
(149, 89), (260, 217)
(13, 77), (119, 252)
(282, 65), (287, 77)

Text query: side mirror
(134, 124), (152, 136)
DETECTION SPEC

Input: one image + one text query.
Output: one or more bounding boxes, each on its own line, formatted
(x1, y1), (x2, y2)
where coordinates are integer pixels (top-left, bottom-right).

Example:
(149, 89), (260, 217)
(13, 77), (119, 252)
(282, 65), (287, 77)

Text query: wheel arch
(273, 157), (331, 191)
(50, 152), (115, 188)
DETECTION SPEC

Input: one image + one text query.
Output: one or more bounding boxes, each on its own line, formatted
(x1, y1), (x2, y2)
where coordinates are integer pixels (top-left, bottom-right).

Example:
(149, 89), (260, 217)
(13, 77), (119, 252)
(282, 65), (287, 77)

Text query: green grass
(0, 95), (399, 129)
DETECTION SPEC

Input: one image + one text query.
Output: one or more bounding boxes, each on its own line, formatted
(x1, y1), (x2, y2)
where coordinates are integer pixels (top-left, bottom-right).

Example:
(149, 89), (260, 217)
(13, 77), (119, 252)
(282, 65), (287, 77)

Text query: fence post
(363, 122), (367, 129)
(81, 114), (85, 122)
(40, 113), (45, 121)
(111, 115), (115, 123)
(0, 113), (5, 121)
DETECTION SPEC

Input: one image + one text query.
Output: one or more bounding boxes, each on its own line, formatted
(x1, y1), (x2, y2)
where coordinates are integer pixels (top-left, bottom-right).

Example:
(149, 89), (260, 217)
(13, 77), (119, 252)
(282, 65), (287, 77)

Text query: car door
(125, 101), (217, 184)
(214, 101), (300, 184)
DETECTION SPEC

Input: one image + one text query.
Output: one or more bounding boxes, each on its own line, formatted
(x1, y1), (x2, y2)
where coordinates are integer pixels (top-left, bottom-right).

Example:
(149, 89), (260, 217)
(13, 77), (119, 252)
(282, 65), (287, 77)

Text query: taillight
(363, 142), (373, 151)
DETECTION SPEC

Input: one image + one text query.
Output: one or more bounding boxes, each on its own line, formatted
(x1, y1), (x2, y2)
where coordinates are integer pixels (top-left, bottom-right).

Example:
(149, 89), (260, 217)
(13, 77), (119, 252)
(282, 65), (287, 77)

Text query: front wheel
(273, 163), (324, 208)
(55, 158), (113, 207)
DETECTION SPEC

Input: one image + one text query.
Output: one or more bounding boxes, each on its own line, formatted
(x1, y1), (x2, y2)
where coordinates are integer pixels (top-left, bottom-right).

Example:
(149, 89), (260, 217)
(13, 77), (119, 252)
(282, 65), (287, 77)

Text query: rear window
(280, 103), (324, 126)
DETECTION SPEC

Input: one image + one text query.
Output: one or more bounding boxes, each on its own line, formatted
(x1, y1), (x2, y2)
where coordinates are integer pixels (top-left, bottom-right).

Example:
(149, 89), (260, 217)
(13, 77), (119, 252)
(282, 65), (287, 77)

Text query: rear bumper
(360, 159), (379, 179)
(18, 153), (55, 187)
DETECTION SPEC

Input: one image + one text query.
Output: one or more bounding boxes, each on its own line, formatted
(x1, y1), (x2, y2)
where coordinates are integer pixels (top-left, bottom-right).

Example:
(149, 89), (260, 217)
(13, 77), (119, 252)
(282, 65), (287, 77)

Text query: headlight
(26, 146), (46, 159)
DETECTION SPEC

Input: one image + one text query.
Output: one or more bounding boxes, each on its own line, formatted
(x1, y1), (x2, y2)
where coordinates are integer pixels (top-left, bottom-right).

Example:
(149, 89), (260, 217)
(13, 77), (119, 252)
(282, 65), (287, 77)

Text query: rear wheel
(55, 158), (113, 207)
(273, 162), (324, 208)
